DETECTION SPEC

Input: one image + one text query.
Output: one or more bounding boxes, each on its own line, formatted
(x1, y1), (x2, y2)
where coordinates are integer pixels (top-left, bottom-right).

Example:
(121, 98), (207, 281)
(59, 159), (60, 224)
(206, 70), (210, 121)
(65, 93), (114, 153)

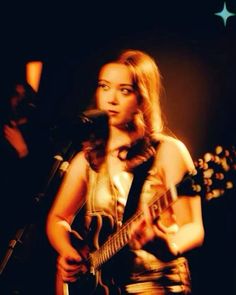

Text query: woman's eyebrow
(98, 79), (110, 83)
(98, 80), (134, 87)
(120, 83), (134, 87)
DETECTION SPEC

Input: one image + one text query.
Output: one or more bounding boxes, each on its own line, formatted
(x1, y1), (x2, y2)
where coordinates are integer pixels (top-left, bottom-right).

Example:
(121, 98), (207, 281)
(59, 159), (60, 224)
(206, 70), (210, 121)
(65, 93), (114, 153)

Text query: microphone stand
(0, 141), (76, 276)
(0, 228), (25, 275)
(0, 109), (109, 276)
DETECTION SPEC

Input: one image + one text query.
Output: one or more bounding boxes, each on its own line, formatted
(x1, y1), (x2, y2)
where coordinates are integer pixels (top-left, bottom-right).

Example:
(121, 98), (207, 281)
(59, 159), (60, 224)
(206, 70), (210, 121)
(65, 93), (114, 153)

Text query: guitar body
(62, 214), (121, 295)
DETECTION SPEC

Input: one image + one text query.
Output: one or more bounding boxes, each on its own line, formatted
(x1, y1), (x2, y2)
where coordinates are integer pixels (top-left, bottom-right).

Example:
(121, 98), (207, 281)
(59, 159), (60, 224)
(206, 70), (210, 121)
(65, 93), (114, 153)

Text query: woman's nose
(107, 91), (118, 104)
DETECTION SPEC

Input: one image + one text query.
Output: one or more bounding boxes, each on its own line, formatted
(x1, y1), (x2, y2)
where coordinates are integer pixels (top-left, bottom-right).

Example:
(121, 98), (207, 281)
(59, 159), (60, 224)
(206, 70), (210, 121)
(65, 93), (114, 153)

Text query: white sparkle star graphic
(215, 2), (236, 27)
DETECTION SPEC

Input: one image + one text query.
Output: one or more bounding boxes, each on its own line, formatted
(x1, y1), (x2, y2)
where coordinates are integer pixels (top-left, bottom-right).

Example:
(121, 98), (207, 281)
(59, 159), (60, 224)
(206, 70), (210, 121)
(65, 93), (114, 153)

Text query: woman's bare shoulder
(156, 134), (188, 152)
(66, 150), (89, 178)
(155, 134), (195, 172)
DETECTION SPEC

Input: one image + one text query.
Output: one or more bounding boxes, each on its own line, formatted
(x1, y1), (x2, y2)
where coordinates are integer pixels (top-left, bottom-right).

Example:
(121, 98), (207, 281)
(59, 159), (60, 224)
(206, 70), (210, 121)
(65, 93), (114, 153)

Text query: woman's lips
(107, 110), (118, 115)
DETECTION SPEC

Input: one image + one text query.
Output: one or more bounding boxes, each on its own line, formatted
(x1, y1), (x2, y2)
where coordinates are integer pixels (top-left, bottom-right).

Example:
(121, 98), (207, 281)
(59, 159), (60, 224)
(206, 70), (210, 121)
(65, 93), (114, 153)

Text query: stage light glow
(26, 61), (43, 92)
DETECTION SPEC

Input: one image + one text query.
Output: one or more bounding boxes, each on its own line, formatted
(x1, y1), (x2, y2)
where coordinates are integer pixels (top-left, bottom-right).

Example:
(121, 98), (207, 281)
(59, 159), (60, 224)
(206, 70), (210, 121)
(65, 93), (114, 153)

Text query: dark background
(0, 1), (236, 294)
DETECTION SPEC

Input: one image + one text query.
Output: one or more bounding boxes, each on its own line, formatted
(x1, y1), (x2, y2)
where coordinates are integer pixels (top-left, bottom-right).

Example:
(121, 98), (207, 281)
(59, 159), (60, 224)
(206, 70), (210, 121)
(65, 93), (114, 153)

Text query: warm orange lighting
(26, 61), (43, 92)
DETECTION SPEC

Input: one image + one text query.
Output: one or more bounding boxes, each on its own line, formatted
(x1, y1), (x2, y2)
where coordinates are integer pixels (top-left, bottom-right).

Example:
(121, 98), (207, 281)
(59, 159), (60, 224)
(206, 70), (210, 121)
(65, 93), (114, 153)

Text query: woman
(46, 49), (204, 294)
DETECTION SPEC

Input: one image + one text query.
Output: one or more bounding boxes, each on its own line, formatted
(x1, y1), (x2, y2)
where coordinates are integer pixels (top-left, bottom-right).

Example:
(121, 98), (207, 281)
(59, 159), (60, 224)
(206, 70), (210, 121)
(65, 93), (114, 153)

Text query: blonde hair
(117, 49), (164, 137)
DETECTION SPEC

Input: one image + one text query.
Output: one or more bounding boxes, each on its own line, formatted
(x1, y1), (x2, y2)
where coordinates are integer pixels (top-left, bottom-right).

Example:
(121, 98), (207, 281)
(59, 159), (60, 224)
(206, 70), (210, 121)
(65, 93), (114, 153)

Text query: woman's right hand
(57, 247), (87, 283)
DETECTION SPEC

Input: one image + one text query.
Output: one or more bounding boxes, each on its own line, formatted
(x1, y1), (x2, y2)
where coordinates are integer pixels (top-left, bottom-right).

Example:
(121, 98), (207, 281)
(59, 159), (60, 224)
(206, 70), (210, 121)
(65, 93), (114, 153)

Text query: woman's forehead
(99, 63), (133, 83)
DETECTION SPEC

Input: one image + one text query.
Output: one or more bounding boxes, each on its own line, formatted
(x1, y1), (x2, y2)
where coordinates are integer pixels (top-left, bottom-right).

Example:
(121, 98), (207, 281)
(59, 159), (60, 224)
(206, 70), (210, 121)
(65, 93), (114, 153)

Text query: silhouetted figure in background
(0, 81), (55, 294)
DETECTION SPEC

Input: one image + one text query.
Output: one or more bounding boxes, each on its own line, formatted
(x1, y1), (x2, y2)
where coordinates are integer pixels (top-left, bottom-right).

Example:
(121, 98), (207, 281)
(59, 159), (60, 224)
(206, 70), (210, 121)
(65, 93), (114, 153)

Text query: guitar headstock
(178, 145), (236, 201)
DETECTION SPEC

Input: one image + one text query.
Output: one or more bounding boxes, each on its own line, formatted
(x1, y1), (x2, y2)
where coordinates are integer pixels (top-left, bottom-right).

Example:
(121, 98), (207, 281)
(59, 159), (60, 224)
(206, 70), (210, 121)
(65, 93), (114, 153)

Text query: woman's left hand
(129, 205), (178, 259)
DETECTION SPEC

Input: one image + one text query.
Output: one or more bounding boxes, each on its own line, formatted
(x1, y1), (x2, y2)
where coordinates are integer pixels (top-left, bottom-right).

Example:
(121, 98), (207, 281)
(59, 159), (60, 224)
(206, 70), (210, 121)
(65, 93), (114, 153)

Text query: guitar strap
(122, 141), (159, 223)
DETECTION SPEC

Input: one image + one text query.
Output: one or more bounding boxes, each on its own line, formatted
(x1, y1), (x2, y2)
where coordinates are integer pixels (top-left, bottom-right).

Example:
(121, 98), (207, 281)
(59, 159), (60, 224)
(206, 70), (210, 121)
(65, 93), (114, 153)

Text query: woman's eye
(121, 88), (133, 95)
(98, 83), (109, 90)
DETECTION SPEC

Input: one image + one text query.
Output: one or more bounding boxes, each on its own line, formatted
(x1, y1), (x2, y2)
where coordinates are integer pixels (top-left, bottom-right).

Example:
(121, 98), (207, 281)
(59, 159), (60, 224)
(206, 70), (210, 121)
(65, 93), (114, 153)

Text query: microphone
(51, 109), (109, 145)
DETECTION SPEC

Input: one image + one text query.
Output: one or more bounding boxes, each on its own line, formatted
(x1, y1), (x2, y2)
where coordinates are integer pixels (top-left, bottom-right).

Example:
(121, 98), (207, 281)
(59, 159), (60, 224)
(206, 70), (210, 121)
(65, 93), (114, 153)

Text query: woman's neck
(107, 126), (139, 152)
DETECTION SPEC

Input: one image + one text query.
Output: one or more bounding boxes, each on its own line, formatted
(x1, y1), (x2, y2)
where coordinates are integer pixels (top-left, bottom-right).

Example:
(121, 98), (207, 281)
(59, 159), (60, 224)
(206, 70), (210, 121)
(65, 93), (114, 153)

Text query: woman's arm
(161, 137), (205, 254)
(46, 151), (88, 282)
(130, 137), (205, 258)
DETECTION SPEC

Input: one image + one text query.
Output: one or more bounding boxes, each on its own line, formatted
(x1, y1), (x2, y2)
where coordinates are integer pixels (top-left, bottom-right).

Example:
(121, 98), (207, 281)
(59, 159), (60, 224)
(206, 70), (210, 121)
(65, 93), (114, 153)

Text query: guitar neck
(90, 184), (178, 271)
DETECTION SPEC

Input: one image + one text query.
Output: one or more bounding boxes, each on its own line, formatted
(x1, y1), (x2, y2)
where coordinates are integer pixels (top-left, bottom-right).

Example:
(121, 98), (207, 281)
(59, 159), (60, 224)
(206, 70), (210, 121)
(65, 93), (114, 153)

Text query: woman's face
(96, 63), (139, 128)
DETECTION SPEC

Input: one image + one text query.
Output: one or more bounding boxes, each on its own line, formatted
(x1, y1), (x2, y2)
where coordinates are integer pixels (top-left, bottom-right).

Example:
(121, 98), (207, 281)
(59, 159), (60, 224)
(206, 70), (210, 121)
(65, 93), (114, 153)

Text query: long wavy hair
(85, 49), (164, 171)
(117, 49), (164, 138)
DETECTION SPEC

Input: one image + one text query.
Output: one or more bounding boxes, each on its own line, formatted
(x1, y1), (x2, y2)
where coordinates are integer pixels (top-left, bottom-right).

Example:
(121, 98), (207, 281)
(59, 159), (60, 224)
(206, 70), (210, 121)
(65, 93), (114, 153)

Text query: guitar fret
(106, 245), (110, 261)
(99, 253), (103, 266)
(122, 229), (126, 245)
(160, 193), (167, 211)
(116, 236), (120, 250)
(90, 254), (96, 269)
(166, 190), (172, 204)
(94, 255), (98, 269)
(96, 256), (100, 269)
(120, 232), (124, 246)
(102, 255), (106, 265)
(156, 198), (162, 214)
(97, 256), (100, 269)
(96, 255), (100, 269)
(95, 253), (100, 269)
(105, 248), (109, 261)
(114, 237), (118, 252)
(111, 239), (115, 255)
(106, 244), (111, 260)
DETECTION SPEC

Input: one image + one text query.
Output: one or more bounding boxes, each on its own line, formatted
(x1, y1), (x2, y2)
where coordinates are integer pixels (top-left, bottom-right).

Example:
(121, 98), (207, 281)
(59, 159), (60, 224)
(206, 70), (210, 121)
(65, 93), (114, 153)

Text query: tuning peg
(204, 152), (213, 162)
(206, 189), (225, 200)
(194, 158), (204, 169)
(226, 181), (233, 189)
(214, 155), (221, 164)
(192, 184), (202, 193)
(221, 158), (230, 172)
(215, 172), (224, 180)
(215, 145), (223, 155)
(203, 168), (214, 179)
(204, 178), (213, 186)
(197, 158), (209, 170)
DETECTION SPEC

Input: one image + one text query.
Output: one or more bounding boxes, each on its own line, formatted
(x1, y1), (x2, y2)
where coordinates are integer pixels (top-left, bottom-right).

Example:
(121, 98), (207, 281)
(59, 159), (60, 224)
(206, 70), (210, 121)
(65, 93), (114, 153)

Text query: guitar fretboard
(90, 185), (178, 271)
